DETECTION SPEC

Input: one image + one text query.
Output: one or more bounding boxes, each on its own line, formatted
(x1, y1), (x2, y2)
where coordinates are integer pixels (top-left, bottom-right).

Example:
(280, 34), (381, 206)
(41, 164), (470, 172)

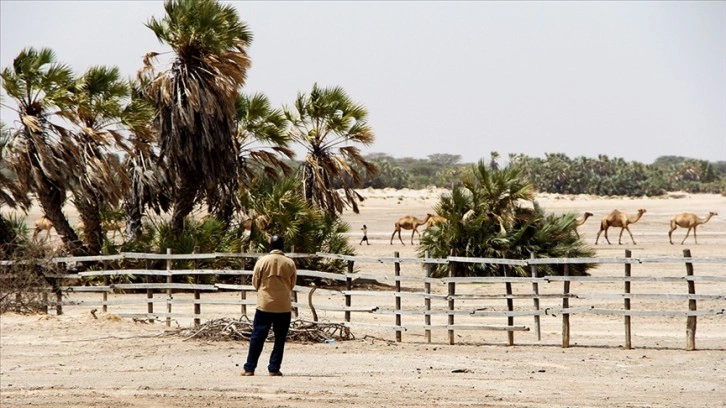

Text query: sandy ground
(2, 189), (726, 407)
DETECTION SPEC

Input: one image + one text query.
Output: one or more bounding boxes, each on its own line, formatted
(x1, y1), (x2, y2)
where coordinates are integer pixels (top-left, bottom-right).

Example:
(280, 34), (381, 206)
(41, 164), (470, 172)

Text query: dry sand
(2, 189), (725, 407)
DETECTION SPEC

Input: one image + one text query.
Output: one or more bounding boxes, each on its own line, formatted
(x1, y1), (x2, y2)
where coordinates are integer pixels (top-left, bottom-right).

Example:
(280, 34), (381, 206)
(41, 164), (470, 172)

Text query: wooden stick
(684, 249), (697, 351)
(624, 249), (632, 350)
(424, 251), (432, 343)
(530, 252), (541, 341)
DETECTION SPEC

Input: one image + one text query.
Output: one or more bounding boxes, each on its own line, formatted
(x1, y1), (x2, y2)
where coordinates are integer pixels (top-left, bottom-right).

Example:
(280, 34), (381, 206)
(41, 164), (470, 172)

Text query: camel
(241, 215), (270, 232)
(461, 210), (507, 235)
(574, 212), (594, 238)
(595, 209), (646, 245)
(424, 215), (447, 229)
(103, 220), (125, 241)
(32, 216), (53, 242)
(390, 213), (433, 245)
(75, 219), (126, 241)
(668, 211), (718, 245)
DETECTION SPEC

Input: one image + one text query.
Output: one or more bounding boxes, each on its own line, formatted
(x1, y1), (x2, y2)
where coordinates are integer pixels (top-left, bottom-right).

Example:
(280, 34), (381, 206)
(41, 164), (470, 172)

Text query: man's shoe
(241, 371), (254, 376)
(268, 371), (283, 377)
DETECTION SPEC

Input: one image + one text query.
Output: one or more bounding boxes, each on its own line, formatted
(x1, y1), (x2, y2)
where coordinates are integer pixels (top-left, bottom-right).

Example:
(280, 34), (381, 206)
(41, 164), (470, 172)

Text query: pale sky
(1, 1), (724, 164)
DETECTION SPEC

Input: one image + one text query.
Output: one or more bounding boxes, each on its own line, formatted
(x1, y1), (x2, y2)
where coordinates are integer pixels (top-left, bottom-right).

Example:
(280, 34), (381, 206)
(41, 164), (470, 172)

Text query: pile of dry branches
(0, 254), (58, 314)
(178, 316), (355, 344)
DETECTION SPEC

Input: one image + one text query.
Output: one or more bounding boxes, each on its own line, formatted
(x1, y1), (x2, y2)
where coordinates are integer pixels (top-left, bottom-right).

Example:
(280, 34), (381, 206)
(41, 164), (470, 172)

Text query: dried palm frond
(177, 316), (354, 344)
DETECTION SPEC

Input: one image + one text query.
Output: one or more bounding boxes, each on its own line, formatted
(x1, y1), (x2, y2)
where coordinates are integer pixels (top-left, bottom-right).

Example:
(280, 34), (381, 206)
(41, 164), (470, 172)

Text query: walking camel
(390, 213), (433, 245)
(424, 215), (447, 229)
(241, 214), (270, 232)
(32, 216), (53, 242)
(595, 209), (647, 245)
(75, 219), (126, 241)
(574, 212), (594, 238)
(668, 211), (718, 245)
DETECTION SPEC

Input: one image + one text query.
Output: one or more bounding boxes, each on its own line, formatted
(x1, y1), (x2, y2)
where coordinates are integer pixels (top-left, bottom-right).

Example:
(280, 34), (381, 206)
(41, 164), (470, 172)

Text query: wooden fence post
(55, 287), (62, 315)
(102, 249), (109, 313)
(424, 251), (432, 343)
(504, 263), (514, 346)
(193, 246), (200, 328)
(530, 252), (541, 341)
(166, 248), (172, 328)
(146, 258), (154, 323)
(448, 249), (456, 345)
(684, 249), (697, 351)
(624, 249), (632, 350)
(394, 251), (402, 342)
(562, 259), (570, 348)
(42, 292), (48, 314)
(54, 263), (62, 315)
(240, 248), (247, 317)
(345, 260), (353, 323)
(291, 247), (298, 319)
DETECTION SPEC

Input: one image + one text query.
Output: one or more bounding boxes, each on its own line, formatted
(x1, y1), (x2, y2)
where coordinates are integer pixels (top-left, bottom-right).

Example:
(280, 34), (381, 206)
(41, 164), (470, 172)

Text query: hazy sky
(1, 1), (724, 164)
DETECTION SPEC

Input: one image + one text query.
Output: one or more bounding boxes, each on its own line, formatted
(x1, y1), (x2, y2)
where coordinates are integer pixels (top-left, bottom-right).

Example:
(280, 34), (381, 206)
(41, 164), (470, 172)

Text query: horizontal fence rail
(1, 249), (725, 350)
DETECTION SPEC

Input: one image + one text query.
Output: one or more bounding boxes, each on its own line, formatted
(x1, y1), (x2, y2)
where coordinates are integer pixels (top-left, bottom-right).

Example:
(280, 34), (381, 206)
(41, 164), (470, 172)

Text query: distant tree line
(354, 152), (725, 196)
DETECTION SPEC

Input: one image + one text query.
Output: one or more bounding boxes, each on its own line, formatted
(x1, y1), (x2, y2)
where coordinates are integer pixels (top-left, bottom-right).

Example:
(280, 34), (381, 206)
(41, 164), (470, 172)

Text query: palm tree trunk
(212, 201), (233, 230)
(76, 201), (103, 255)
(302, 163), (315, 205)
(171, 182), (198, 235)
(36, 183), (87, 256)
(124, 196), (144, 242)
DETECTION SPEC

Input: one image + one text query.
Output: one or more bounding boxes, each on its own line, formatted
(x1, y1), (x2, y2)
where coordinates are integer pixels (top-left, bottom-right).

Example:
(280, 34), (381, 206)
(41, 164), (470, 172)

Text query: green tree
(234, 92), (294, 189)
(286, 83), (376, 215)
(0, 121), (31, 253)
(489, 151), (500, 170)
(1, 47), (87, 255)
(419, 160), (594, 277)
(238, 176), (354, 273)
(68, 66), (154, 254)
(140, 0), (253, 233)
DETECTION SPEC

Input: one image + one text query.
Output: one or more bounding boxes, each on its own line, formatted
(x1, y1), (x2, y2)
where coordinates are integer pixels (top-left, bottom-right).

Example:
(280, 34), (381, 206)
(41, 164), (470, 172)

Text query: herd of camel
(30, 209), (719, 248)
(31, 217), (127, 243)
(389, 210), (719, 246)
(30, 214), (269, 244)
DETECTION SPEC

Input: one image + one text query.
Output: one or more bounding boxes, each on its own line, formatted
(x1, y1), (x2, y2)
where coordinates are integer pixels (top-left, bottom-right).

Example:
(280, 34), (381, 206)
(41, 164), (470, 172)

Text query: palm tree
(0, 121), (31, 253)
(1, 47), (87, 255)
(489, 151), (500, 170)
(67, 66), (154, 254)
(122, 82), (169, 242)
(139, 0), (253, 234)
(286, 83), (376, 215)
(419, 160), (594, 277)
(234, 92), (294, 191)
(238, 176), (354, 273)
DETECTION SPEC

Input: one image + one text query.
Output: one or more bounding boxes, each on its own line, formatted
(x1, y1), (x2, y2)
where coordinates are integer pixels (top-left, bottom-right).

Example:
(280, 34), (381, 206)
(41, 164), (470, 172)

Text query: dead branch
(177, 316), (354, 343)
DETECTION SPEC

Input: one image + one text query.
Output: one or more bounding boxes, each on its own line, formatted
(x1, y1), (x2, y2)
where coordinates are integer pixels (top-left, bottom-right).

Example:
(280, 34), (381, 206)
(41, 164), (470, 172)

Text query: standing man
(242, 235), (297, 377)
(360, 224), (370, 245)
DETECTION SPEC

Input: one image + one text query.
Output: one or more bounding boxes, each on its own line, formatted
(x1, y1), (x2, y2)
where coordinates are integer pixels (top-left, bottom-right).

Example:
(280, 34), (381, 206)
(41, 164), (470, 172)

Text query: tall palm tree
(122, 81), (169, 243)
(0, 121), (30, 210)
(1, 47), (87, 255)
(234, 92), (294, 193)
(286, 83), (376, 215)
(489, 151), (500, 170)
(139, 0), (253, 234)
(0, 121), (31, 252)
(68, 66), (154, 254)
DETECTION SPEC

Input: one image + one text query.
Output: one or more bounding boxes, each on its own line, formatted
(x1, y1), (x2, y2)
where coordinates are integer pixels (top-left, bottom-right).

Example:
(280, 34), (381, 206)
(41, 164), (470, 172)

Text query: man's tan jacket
(252, 249), (297, 313)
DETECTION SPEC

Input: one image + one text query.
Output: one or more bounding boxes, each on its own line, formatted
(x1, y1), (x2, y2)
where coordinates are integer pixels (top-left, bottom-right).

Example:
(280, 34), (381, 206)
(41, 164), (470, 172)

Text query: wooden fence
(2, 249), (725, 350)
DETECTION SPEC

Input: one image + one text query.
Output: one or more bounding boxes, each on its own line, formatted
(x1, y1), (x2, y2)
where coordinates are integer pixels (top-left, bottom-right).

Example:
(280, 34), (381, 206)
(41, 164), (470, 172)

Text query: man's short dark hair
(270, 235), (284, 251)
